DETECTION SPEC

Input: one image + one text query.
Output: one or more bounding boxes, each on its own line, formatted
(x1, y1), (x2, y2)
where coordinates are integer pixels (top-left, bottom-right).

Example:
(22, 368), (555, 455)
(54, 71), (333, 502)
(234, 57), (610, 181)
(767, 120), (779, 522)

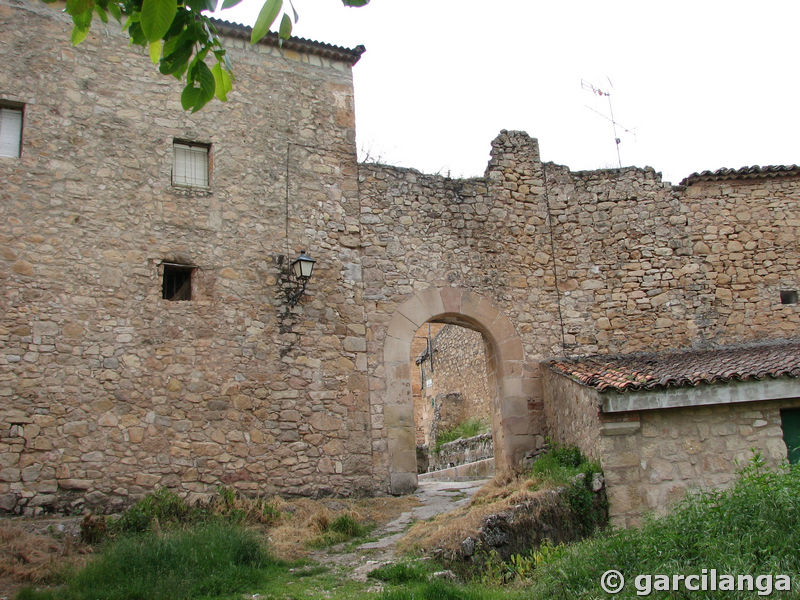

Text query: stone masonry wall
(599, 397), (800, 527)
(540, 366), (602, 460)
(682, 178), (800, 345)
(0, 1), (370, 514)
(362, 130), (800, 494)
(410, 322), (443, 445)
(416, 325), (492, 447)
(4, 0), (800, 514)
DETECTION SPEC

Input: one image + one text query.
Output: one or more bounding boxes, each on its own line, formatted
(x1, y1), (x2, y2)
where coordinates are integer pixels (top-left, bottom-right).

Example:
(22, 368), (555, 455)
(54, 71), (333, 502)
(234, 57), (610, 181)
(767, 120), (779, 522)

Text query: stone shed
(542, 340), (800, 526)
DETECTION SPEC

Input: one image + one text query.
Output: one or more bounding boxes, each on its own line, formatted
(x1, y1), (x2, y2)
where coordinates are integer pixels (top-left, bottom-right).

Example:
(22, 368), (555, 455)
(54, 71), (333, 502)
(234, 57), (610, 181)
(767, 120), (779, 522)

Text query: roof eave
(210, 18), (366, 65)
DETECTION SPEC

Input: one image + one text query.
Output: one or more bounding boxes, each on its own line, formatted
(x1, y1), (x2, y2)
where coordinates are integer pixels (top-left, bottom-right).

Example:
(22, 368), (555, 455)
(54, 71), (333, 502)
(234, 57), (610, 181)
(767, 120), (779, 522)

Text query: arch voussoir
(382, 286), (540, 494)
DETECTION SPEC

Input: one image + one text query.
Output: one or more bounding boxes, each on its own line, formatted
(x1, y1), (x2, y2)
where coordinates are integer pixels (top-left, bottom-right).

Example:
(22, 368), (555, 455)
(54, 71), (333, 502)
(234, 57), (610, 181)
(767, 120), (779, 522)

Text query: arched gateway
(382, 287), (538, 494)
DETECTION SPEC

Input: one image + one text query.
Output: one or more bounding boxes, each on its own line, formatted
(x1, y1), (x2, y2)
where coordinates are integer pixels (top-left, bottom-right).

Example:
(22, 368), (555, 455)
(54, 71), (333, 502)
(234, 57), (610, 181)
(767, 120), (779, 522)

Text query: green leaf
(71, 7), (93, 29)
(66, 0), (94, 16)
(141, 0), (177, 43)
(107, 2), (121, 21)
(181, 61), (216, 112)
(342, 0), (369, 5)
(94, 4), (108, 23)
(127, 21), (147, 46)
(221, 0), (243, 7)
(149, 39), (163, 64)
(181, 84), (202, 111)
(212, 62), (232, 101)
(251, 0), (281, 44)
(190, 61), (216, 111)
(159, 41), (193, 76)
(71, 24), (90, 45)
(278, 13), (291, 40)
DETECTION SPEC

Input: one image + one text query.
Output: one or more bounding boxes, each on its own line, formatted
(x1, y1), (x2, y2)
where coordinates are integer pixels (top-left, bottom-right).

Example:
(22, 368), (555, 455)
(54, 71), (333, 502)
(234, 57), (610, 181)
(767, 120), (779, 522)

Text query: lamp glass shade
(292, 252), (316, 279)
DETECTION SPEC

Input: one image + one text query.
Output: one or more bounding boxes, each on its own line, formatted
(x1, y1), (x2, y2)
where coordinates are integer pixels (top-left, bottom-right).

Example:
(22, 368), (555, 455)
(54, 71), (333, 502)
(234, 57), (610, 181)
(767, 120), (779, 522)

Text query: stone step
(419, 457), (495, 482)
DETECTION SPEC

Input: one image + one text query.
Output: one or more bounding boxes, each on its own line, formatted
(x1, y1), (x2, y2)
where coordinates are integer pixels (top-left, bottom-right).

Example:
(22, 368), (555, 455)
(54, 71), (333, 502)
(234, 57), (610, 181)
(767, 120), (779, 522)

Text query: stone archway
(382, 287), (537, 494)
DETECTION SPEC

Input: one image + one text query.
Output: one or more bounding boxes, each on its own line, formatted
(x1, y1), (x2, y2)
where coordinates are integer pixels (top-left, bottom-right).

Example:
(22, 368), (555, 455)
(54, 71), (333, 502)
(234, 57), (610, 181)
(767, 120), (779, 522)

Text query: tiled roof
(546, 340), (800, 393)
(210, 18), (365, 65)
(681, 164), (800, 186)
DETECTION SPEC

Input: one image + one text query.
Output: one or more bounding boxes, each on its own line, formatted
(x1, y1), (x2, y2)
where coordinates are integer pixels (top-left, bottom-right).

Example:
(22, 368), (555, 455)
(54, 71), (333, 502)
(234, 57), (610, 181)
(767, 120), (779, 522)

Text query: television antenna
(581, 78), (635, 168)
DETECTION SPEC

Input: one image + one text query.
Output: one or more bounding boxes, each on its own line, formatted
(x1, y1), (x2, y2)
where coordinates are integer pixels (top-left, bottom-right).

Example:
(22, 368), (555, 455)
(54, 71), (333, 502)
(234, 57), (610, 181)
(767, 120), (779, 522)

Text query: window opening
(0, 104), (23, 158)
(172, 141), (209, 187)
(162, 263), (194, 301)
(780, 290), (798, 305)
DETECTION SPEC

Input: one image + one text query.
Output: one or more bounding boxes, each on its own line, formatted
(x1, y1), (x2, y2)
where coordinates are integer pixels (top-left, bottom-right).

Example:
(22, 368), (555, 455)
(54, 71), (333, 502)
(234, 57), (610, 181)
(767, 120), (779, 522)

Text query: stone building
(412, 324), (492, 449)
(2, 0), (800, 523)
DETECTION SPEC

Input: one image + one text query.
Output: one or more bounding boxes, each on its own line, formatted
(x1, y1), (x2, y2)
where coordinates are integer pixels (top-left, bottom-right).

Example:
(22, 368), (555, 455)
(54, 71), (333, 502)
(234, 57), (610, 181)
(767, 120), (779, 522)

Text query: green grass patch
(378, 579), (526, 600)
(529, 454), (800, 598)
(368, 560), (437, 585)
(529, 441), (607, 536)
(18, 522), (279, 600)
(308, 514), (373, 549)
(434, 418), (489, 453)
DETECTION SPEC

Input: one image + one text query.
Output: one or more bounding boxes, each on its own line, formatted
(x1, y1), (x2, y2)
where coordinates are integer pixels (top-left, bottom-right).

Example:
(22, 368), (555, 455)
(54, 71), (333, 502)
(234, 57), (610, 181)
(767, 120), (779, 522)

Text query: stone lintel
(601, 377), (800, 413)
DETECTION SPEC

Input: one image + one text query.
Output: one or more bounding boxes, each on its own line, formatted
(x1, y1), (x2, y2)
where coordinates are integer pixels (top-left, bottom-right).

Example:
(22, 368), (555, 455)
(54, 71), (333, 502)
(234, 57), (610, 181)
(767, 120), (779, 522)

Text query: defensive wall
(2, 0), (800, 517)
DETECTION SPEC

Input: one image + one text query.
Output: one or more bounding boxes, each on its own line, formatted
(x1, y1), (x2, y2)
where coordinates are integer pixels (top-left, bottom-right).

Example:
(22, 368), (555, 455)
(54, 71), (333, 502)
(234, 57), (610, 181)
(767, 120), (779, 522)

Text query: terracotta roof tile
(546, 340), (800, 393)
(681, 164), (800, 186)
(210, 18), (366, 65)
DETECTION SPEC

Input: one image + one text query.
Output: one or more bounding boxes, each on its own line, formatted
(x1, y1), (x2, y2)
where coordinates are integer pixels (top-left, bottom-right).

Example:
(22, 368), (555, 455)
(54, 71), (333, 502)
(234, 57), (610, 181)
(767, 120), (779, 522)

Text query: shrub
(112, 487), (193, 534)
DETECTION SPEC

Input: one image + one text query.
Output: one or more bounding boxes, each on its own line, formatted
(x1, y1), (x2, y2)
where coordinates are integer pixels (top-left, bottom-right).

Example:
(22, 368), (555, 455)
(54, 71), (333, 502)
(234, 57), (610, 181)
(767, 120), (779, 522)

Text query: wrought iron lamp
(287, 250), (316, 307)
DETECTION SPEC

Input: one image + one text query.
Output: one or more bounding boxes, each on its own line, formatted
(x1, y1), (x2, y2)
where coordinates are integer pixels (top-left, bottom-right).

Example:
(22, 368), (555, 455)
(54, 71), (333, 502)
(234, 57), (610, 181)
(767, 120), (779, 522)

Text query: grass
(434, 418), (490, 453)
(17, 522), (277, 600)
(528, 454), (800, 598)
(400, 443), (605, 559)
(0, 522), (87, 591)
(307, 514), (373, 549)
(14, 453), (800, 600)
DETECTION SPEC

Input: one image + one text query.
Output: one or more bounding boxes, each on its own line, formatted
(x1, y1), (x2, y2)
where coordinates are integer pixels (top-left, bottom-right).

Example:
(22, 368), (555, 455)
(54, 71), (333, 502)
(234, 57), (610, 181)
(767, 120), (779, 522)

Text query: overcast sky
(214, 1), (800, 185)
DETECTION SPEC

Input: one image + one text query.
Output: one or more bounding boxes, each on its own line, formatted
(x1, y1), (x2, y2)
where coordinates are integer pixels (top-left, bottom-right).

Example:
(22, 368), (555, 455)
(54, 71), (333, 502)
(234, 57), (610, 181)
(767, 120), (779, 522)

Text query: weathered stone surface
(2, 2), (800, 518)
(0, 2), (369, 513)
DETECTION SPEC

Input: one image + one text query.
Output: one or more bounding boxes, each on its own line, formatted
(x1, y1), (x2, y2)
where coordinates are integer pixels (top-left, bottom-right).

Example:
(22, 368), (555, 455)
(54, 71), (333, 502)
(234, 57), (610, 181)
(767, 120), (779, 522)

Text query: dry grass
(0, 520), (88, 597)
(266, 495), (419, 560)
(398, 473), (551, 556)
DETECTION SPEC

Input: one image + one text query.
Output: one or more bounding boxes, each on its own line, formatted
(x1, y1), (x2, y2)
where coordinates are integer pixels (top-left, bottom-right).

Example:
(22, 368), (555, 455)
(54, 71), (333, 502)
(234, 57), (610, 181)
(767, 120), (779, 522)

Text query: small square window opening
(162, 263), (194, 301)
(780, 290), (798, 305)
(172, 141), (209, 187)
(0, 105), (23, 158)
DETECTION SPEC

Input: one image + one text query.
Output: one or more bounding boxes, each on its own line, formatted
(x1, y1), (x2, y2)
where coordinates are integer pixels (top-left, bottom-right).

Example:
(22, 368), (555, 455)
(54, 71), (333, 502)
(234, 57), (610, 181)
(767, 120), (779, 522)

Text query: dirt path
(310, 478), (489, 581)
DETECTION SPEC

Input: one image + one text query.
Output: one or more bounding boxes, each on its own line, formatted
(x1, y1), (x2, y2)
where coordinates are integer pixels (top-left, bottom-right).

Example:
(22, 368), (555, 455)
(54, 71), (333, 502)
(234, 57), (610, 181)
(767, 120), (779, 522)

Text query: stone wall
(4, 0), (800, 514)
(599, 398), (800, 527)
(682, 178), (800, 345)
(0, 1), (370, 514)
(410, 322), (443, 445)
(427, 433), (494, 472)
(415, 324), (492, 447)
(542, 365), (800, 526)
(540, 366), (602, 460)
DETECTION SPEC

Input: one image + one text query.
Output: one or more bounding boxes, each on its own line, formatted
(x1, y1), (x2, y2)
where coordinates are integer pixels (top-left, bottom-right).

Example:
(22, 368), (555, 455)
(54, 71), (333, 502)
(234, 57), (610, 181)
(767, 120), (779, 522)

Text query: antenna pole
(581, 78), (627, 168)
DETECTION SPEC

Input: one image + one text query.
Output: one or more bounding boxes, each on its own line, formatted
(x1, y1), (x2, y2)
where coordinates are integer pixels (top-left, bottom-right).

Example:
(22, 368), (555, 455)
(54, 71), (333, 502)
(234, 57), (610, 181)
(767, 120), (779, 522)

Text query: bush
(112, 488), (193, 534)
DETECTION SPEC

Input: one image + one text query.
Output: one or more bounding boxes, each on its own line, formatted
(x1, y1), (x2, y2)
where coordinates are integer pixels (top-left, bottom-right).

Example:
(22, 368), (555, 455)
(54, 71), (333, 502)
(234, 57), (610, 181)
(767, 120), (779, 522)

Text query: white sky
(213, 1), (800, 184)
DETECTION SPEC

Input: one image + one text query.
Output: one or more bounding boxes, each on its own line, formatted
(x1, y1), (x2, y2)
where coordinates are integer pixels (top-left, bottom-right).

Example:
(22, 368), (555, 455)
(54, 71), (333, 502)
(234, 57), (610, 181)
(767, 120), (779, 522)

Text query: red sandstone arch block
(381, 286), (538, 494)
